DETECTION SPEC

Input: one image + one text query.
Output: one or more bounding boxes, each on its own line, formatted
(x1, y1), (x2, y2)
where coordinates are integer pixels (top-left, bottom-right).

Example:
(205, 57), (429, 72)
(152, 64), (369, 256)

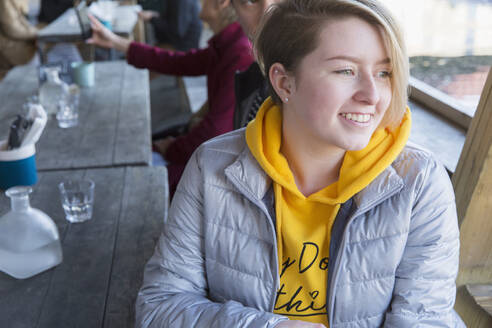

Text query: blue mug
(0, 141), (37, 190)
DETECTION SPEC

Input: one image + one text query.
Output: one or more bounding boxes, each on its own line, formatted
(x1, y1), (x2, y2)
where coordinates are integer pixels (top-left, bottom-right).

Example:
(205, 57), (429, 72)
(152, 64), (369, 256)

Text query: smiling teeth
(341, 113), (371, 123)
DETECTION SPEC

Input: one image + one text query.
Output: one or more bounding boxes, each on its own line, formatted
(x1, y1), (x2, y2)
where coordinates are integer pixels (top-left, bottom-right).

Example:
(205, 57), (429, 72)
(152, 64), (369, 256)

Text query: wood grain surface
(0, 166), (168, 328)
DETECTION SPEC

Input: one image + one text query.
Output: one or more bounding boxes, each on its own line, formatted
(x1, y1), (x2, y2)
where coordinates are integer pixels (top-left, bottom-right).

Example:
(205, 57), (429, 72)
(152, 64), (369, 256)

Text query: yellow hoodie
(246, 98), (411, 325)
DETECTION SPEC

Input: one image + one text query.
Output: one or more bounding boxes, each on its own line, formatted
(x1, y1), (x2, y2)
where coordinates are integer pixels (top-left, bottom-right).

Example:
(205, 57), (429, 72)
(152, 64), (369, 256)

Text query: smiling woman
(253, 0), (409, 196)
(135, 1), (465, 327)
(248, 1), (463, 326)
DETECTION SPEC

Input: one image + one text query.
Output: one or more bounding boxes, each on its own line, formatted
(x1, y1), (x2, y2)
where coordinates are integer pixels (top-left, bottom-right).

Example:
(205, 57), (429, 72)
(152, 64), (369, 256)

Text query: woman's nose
(353, 74), (380, 105)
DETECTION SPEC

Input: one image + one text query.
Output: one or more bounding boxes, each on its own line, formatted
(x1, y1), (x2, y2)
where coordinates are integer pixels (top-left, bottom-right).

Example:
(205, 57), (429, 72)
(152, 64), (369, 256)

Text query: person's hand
(138, 10), (159, 22)
(275, 321), (327, 328)
(86, 14), (117, 48)
(153, 137), (176, 157)
(86, 14), (131, 53)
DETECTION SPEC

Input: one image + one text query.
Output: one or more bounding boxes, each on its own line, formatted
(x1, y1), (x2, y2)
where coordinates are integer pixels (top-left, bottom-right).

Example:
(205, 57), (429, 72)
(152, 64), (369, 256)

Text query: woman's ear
(269, 63), (295, 103)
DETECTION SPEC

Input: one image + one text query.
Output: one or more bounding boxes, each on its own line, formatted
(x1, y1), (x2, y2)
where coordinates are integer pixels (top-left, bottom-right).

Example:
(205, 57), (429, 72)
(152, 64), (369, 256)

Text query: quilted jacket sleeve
(135, 149), (288, 328)
(384, 157), (465, 327)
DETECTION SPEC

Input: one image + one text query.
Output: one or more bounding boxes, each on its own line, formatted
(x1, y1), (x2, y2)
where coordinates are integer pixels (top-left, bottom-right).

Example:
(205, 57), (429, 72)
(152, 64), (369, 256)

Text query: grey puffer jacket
(136, 129), (465, 328)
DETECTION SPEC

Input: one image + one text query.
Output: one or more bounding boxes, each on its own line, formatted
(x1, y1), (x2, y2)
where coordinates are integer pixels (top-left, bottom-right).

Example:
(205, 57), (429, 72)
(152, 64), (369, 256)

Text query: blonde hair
(254, 0), (409, 129)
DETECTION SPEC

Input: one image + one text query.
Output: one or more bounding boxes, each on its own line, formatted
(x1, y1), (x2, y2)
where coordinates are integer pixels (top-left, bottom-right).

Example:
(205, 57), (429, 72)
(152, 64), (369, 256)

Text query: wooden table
(0, 61), (152, 171)
(37, 5), (141, 43)
(0, 166), (168, 328)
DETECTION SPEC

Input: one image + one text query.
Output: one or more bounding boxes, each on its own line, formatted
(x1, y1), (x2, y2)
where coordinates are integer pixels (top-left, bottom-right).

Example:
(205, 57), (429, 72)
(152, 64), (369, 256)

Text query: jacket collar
(352, 163), (404, 216)
(225, 144), (272, 202)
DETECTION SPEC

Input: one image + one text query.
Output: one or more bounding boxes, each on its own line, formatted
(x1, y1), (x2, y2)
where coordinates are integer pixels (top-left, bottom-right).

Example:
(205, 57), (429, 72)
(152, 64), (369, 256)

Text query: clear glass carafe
(0, 186), (63, 279)
(39, 68), (68, 116)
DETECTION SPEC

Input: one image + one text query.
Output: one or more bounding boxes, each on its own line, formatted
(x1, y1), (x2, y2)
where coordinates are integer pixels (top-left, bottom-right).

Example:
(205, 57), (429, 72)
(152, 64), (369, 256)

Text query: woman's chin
(340, 138), (371, 152)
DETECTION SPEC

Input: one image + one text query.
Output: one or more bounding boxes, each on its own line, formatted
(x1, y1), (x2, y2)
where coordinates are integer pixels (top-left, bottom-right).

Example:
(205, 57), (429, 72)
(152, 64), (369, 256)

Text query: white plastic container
(0, 186), (63, 279)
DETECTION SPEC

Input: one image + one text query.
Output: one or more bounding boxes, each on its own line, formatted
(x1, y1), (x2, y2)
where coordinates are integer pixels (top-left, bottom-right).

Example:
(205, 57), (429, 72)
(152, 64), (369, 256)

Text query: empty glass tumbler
(56, 84), (80, 128)
(58, 179), (95, 223)
(56, 100), (78, 128)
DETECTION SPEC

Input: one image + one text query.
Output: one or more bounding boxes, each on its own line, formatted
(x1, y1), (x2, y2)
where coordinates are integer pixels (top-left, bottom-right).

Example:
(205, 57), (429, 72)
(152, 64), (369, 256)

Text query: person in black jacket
(138, 0), (202, 51)
(38, 0), (74, 24)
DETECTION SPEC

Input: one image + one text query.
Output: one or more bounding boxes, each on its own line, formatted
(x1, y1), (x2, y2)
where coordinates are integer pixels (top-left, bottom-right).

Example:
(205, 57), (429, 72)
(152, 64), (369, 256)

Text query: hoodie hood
(246, 97), (411, 203)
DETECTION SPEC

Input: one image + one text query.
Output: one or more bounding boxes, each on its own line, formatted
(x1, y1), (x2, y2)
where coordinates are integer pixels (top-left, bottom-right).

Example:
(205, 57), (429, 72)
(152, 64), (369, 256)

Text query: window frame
(409, 76), (474, 130)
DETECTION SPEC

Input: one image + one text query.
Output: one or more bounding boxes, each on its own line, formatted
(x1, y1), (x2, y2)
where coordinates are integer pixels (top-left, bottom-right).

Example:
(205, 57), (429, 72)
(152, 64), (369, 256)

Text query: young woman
(87, 0), (253, 197)
(135, 0), (464, 327)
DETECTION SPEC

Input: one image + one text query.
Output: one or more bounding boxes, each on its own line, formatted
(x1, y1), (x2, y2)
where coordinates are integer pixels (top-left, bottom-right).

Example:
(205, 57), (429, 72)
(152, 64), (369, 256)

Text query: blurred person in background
(0, 0), (38, 80)
(87, 0), (253, 198)
(138, 0), (202, 51)
(38, 0), (74, 24)
(231, 0), (281, 129)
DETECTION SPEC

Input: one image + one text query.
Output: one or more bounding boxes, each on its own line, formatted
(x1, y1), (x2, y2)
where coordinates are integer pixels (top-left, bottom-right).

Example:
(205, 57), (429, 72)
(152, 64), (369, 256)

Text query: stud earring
(284, 97), (289, 102)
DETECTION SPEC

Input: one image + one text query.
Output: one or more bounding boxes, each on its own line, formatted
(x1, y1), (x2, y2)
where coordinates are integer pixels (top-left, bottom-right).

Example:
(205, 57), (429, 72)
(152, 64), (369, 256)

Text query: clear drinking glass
(56, 100), (78, 128)
(58, 179), (95, 223)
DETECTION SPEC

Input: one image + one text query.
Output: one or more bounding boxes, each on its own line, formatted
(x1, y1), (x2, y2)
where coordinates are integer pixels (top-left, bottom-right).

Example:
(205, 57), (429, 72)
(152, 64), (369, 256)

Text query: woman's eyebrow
(324, 55), (391, 64)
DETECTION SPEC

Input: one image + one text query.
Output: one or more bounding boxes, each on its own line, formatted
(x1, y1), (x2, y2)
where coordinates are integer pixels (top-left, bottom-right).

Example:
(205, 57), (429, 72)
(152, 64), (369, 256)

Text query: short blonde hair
(254, 0), (409, 129)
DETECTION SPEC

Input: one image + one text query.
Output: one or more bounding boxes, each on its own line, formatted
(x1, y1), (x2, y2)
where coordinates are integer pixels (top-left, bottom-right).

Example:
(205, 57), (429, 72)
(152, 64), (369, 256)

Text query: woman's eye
(377, 70), (392, 78)
(335, 69), (354, 76)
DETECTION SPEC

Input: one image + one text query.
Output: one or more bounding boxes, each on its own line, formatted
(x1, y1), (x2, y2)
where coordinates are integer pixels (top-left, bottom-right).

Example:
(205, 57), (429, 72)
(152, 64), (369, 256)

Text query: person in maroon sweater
(87, 0), (254, 197)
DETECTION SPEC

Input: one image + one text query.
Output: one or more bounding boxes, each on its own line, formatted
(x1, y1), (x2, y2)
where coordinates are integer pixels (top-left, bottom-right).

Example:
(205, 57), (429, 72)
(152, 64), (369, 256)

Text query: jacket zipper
(227, 174), (280, 312)
(327, 186), (403, 327)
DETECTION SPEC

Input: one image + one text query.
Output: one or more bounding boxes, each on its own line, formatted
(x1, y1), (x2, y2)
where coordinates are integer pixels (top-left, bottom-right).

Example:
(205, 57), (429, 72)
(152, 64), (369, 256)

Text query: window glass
(380, 0), (492, 115)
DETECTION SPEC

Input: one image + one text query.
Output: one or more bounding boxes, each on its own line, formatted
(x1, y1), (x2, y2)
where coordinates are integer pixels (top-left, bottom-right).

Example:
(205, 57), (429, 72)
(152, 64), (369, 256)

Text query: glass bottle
(0, 186), (63, 279)
(39, 68), (68, 116)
